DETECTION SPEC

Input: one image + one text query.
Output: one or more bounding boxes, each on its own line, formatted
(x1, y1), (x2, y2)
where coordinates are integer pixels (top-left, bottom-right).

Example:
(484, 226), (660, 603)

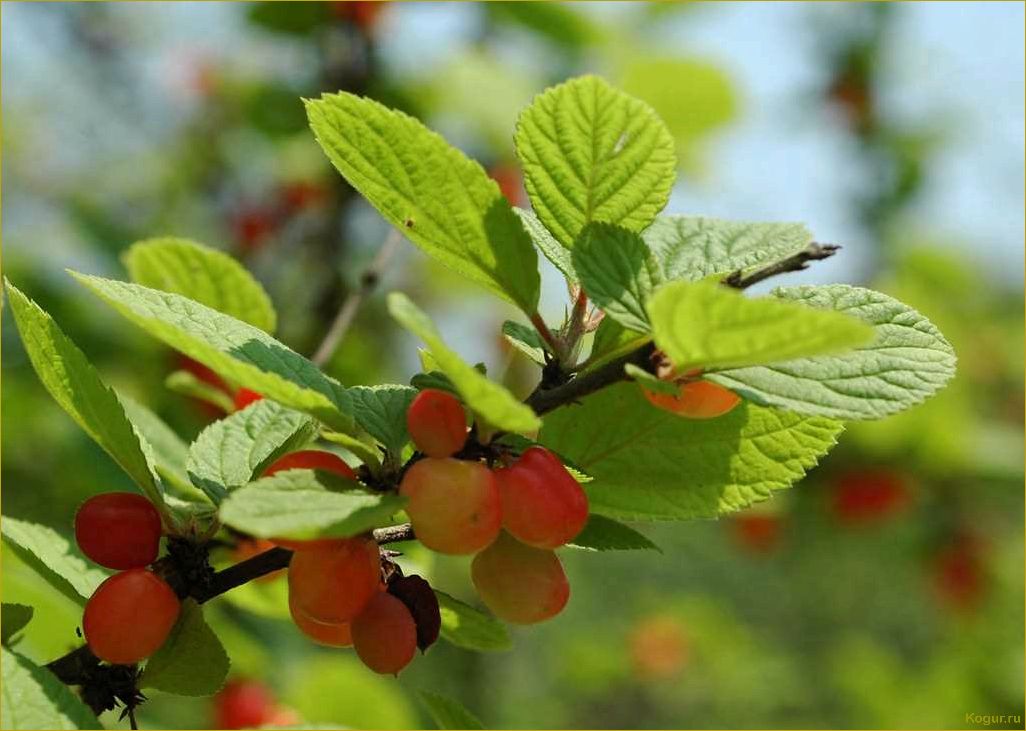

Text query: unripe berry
(263, 450), (357, 480)
(83, 569), (180, 664)
(471, 531), (569, 624)
(75, 493), (162, 570)
(351, 592), (417, 675)
(406, 389), (468, 458)
(641, 379), (740, 419)
(289, 594), (353, 647)
(399, 458), (501, 554)
(494, 447), (588, 549)
(287, 537), (380, 623)
(234, 388), (263, 411)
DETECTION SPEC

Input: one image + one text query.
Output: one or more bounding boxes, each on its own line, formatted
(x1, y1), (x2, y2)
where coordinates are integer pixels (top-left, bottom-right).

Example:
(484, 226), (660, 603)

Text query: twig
(372, 523), (416, 544)
(525, 342), (656, 416)
(724, 242), (840, 290)
(312, 227), (404, 366)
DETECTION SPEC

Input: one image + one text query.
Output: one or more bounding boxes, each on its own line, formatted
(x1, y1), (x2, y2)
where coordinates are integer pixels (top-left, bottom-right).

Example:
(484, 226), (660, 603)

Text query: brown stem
(525, 342), (656, 416)
(723, 242), (840, 290)
(529, 312), (563, 359)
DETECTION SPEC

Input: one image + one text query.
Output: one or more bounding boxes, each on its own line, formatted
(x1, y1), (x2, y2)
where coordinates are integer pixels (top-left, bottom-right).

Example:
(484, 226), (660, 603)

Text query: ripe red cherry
(406, 389), (468, 458)
(399, 458), (501, 554)
(471, 531), (570, 625)
(494, 447), (588, 549)
(351, 592), (417, 675)
(289, 595), (353, 647)
(641, 379), (741, 419)
(82, 569), (180, 664)
(287, 537), (380, 623)
(263, 450), (356, 479)
(75, 493), (162, 570)
(233, 388), (263, 411)
(214, 679), (277, 729)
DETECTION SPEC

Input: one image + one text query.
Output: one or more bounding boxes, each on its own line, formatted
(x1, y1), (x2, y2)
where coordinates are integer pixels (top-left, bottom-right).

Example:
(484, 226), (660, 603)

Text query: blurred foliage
(1, 3), (1021, 730)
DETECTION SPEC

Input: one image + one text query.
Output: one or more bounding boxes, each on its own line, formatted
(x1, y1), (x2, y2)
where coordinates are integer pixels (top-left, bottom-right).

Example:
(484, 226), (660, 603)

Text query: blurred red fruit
(214, 680), (277, 729)
(234, 388), (263, 411)
(489, 164), (526, 207)
(332, 2), (386, 32)
(730, 513), (781, 554)
(629, 614), (689, 680)
(281, 181), (328, 213)
(932, 535), (986, 613)
(831, 469), (910, 525)
(232, 207), (276, 252)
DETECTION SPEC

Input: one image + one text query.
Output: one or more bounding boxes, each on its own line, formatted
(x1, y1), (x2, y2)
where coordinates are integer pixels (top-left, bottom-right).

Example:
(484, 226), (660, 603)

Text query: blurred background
(2, 2), (1023, 729)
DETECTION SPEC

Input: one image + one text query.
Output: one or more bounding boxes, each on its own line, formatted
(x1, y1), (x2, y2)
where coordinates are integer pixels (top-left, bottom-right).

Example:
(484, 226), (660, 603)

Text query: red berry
(494, 447), (588, 549)
(75, 493), (162, 570)
(932, 535), (986, 613)
(730, 514), (782, 554)
(471, 531), (570, 624)
(831, 469), (910, 524)
(641, 379), (741, 419)
(406, 389), (468, 458)
(232, 208), (276, 253)
(83, 569), (180, 664)
(351, 592), (417, 675)
(214, 679), (277, 729)
(399, 458), (501, 555)
(289, 594), (353, 647)
(233, 388), (263, 411)
(263, 450), (356, 480)
(287, 537), (380, 623)
(489, 164), (526, 207)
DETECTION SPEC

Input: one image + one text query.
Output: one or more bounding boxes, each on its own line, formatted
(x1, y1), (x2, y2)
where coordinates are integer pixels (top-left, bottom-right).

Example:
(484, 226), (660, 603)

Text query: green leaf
(623, 363), (677, 395)
(1, 647), (101, 729)
(388, 294), (541, 433)
(123, 237), (277, 333)
(4, 280), (166, 512)
(417, 691), (484, 730)
(585, 317), (651, 370)
(1, 604), (34, 645)
(515, 75), (676, 249)
(0, 518), (108, 606)
(502, 320), (548, 366)
(642, 216), (814, 282)
(187, 400), (318, 503)
(165, 370), (236, 413)
(539, 383), (843, 521)
(709, 285), (957, 420)
(70, 273), (355, 433)
(119, 396), (205, 500)
(140, 600), (229, 696)
(434, 590), (511, 652)
(218, 472), (406, 542)
(306, 92), (540, 313)
(346, 385), (417, 457)
(513, 208), (577, 282)
(566, 515), (660, 552)
(410, 371), (460, 396)
(573, 223), (662, 332)
(647, 280), (874, 372)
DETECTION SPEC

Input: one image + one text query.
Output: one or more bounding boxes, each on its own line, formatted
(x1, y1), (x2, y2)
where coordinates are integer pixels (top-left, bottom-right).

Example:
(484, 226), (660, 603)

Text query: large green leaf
(187, 400), (318, 503)
(140, 600), (230, 696)
(585, 317), (651, 370)
(1, 604), (34, 645)
(642, 216), (814, 282)
(0, 518), (108, 607)
(5, 281), (166, 511)
(514, 208), (577, 282)
(1, 647), (100, 730)
(417, 691), (484, 730)
(539, 383), (843, 521)
(388, 293), (541, 433)
(567, 515), (660, 553)
(306, 92), (540, 313)
(572, 222), (662, 332)
(647, 280), (874, 372)
(123, 237), (277, 333)
(70, 273), (355, 433)
(346, 385), (417, 457)
(218, 472), (406, 542)
(515, 75), (676, 249)
(709, 285), (957, 420)
(434, 591), (511, 653)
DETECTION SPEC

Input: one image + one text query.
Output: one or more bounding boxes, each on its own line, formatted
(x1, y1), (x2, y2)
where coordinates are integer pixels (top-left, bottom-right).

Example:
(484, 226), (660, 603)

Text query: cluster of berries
(75, 494), (180, 665)
(400, 389), (588, 624)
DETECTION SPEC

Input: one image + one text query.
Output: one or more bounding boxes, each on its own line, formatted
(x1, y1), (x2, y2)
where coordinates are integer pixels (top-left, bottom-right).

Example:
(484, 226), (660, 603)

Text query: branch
(723, 242), (840, 290)
(525, 342), (656, 416)
(312, 227), (404, 366)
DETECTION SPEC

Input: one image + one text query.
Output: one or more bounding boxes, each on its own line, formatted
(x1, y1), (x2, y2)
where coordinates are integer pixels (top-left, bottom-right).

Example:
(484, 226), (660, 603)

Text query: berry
(471, 531), (569, 624)
(641, 379), (741, 419)
(399, 458), (501, 554)
(75, 493), (162, 570)
(287, 537), (380, 623)
(263, 450), (357, 480)
(629, 614), (689, 680)
(289, 595), (353, 647)
(406, 389), (468, 458)
(214, 679), (277, 729)
(831, 469), (909, 524)
(351, 592), (417, 675)
(83, 569), (180, 664)
(234, 388), (263, 411)
(730, 514), (782, 554)
(489, 164), (526, 207)
(494, 447), (588, 549)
